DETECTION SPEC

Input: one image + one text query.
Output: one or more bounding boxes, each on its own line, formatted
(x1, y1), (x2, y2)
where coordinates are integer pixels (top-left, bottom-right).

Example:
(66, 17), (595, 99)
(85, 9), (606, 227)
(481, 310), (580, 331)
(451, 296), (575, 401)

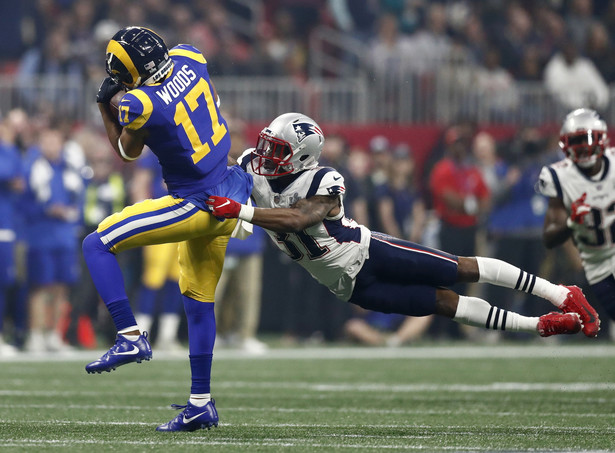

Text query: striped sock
(475, 257), (568, 307)
(454, 296), (538, 333)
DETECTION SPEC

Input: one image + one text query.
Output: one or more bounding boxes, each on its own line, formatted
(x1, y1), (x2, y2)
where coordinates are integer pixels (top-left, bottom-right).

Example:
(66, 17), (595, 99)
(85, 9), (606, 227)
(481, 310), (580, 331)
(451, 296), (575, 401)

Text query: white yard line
(2, 344), (614, 363)
(1, 403), (614, 419)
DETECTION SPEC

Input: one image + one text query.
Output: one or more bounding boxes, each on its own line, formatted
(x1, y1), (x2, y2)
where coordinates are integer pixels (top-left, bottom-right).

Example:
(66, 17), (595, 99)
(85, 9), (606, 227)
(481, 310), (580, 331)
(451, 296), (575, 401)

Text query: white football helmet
(251, 112), (325, 178)
(559, 108), (608, 169)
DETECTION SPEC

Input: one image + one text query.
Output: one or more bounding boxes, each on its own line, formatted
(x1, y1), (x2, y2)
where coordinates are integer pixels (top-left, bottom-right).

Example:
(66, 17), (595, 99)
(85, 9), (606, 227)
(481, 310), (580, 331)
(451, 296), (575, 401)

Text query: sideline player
(538, 108), (611, 336)
(207, 112), (600, 338)
(85, 26), (252, 432)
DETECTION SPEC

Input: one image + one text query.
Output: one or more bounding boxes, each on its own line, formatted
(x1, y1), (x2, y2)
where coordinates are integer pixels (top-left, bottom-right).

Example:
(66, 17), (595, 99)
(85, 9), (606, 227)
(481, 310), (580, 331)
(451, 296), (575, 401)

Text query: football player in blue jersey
(207, 112), (601, 343)
(85, 26), (253, 432)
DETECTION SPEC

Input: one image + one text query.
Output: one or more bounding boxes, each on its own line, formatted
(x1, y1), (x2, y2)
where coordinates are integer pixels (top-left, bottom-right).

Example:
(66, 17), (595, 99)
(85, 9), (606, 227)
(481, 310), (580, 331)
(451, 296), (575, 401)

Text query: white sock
(118, 325), (140, 341)
(189, 393), (211, 406)
(475, 257), (568, 307)
(454, 295), (539, 334)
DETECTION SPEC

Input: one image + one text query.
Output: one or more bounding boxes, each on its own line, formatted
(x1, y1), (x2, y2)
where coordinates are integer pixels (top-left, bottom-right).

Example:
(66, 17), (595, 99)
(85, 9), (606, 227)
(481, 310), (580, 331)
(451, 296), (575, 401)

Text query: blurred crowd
(1, 1), (615, 117)
(0, 106), (602, 356)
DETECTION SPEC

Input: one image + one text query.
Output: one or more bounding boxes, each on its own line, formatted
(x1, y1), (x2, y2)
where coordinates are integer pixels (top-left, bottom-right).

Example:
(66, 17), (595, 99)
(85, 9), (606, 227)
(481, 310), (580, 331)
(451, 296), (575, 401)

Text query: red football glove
(206, 195), (241, 219)
(569, 193), (591, 225)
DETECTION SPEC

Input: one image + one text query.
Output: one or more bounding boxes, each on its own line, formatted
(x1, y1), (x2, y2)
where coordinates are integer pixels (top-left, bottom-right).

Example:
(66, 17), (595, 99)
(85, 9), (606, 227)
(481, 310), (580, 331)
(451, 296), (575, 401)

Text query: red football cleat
(559, 285), (600, 338)
(537, 312), (582, 337)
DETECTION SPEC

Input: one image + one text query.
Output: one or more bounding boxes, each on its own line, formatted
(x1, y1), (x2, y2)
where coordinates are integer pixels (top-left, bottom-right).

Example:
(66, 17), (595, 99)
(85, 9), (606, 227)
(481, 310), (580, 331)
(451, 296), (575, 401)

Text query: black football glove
(96, 77), (122, 104)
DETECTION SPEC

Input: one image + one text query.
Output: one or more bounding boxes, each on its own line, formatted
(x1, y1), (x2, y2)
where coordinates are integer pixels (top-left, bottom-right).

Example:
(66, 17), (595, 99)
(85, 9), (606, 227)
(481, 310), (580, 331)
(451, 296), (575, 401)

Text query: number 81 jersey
(239, 149), (371, 301)
(537, 149), (615, 284)
(117, 44), (230, 198)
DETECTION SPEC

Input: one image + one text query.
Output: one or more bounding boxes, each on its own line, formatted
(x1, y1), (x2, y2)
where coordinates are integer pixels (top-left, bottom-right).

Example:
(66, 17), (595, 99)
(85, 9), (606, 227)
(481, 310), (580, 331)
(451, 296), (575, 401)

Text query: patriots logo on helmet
(293, 123), (323, 143)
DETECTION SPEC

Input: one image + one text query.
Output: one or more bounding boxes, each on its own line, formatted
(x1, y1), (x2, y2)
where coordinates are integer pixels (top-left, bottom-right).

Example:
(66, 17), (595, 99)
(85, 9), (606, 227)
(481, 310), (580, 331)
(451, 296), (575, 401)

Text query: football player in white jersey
(207, 112), (601, 339)
(537, 108), (611, 336)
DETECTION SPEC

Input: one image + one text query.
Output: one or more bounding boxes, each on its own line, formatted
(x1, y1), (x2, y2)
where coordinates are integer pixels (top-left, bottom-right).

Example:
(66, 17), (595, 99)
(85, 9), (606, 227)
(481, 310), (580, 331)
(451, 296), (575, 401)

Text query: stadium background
(0, 0), (614, 348)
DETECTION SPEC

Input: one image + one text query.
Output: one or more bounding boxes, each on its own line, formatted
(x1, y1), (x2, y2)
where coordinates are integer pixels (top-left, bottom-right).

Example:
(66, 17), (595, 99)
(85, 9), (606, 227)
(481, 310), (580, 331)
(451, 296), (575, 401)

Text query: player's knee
(456, 257), (479, 283)
(434, 289), (458, 318)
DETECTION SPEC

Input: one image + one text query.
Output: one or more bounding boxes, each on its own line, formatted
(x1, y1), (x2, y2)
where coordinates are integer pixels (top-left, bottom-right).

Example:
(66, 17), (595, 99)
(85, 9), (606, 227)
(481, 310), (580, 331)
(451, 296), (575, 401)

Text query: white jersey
(537, 149), (615, 284)
(239, 149), (371, 301)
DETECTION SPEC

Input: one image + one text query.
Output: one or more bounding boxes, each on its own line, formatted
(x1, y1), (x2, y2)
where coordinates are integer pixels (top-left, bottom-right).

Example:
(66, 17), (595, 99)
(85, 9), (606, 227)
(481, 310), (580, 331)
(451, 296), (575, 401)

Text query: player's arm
(207, 194), (340, 233)
(96, 77), (146, 162)
(543, 196), (573, 248)
(98, 104), (146, 162)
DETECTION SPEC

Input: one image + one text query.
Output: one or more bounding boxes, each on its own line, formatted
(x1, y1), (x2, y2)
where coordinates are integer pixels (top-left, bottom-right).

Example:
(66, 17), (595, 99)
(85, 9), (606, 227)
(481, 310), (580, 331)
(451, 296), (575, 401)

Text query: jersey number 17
(174, 78), (227, 164)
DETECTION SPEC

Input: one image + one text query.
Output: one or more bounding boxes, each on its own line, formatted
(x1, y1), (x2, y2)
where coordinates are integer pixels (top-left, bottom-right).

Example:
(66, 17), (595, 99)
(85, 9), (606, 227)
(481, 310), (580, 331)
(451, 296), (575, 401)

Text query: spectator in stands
(474, 47), (518, 121)
(68, 134), (126, 348)
(365, 135), (392, 232)
(406, 2), (452, 75)
(367, 12), (414, 79)
(24, 125), (84, 352)
(344, 308), (431, 347)
(320, 133), (368, 225)
(543, 39), (609, 113)
(483, 128), (553, 327)
(428, 125), (490, 338)
(367, 143), (434, 339)
(4, 110), (35, 349)
(564, 0), (596, 50)
(373, 144), (425, 243)
(496, 2), (539, 74)
(0, 118), (25, 356)
(17, 26), (85, 118)
(429, 126), (490, 293)
(585, 22), (615, 83)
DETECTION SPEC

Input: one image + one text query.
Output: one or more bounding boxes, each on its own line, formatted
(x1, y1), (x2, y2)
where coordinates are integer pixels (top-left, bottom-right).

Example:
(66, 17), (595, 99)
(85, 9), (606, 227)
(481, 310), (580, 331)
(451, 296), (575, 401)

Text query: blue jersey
(25, 149), (84, 250)
(118, 44), (231, 198)
(0, 141), (22, 232)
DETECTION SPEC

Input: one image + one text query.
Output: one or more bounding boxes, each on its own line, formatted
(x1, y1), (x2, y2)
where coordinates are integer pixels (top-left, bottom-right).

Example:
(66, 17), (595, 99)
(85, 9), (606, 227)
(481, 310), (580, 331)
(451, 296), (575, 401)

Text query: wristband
(118, 138), (138, 161)
(238, 204), (255, 222)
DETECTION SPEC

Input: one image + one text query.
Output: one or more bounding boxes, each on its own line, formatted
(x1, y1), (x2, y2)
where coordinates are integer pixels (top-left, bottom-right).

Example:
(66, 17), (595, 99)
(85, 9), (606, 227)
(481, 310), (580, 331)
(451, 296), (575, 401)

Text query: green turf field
(1, 343), (614, 452)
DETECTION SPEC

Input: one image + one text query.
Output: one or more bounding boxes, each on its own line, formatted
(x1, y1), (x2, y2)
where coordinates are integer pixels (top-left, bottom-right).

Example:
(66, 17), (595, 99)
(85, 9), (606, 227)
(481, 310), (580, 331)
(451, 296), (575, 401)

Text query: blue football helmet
(105, 26), (173, 89)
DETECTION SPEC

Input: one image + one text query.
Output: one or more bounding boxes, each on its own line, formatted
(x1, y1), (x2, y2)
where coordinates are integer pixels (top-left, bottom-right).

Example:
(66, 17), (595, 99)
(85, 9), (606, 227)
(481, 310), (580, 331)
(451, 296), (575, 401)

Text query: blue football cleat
(156, 400), (219, 432)
(85, 332), (152, 374)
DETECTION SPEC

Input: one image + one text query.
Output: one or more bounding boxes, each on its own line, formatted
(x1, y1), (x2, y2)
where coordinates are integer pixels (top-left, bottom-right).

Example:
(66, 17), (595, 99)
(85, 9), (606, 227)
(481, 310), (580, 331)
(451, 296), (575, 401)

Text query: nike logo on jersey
(110, 345), (140, 356)
(333, 176), (341, 181)
(182, 412), (207, 424)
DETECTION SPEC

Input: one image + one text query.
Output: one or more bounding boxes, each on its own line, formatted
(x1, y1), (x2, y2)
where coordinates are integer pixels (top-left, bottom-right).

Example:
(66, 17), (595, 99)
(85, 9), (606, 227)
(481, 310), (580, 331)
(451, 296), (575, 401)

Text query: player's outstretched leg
(85, 332), (152, 374)
(467, 257), (600, 337)
(447, 293), (582, 337)
(558, 285), (600, 337)
(156, 400), (219, 432)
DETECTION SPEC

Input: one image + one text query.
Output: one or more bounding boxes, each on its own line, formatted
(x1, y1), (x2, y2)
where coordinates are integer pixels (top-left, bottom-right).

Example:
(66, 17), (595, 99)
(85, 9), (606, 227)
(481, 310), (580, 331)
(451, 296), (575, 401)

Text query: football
(109, 89), (126, 117)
